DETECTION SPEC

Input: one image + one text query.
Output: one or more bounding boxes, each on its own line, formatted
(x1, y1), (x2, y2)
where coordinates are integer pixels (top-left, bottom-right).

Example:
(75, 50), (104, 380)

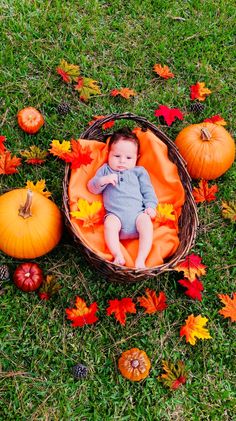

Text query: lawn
(0, 0), (236, 420)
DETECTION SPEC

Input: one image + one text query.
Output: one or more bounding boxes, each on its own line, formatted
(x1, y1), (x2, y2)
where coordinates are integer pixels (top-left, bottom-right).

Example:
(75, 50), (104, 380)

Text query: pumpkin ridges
(118, 348), (151, 381)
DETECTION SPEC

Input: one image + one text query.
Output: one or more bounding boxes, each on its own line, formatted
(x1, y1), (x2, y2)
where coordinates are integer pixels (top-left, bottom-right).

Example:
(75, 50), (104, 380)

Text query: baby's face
(108, 140), (138, 171)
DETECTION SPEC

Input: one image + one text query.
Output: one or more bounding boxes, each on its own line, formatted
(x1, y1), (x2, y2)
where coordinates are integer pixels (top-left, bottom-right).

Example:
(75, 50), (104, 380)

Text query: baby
(87, 128), (158, 268)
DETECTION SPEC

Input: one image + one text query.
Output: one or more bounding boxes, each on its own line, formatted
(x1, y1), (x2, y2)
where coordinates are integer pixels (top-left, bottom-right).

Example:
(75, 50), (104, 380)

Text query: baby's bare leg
(135, 213), (153, 268)
(104, 214), (125, 265)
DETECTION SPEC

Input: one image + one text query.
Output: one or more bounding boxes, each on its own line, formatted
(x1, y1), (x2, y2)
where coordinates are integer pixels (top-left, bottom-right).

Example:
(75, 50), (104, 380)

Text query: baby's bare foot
(135, 258), (146, 269)
(113, 254), (125, 266)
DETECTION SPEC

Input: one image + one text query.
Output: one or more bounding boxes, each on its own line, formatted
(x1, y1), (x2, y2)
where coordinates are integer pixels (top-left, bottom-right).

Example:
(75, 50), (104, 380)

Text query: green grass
(0, 0), (236, 419)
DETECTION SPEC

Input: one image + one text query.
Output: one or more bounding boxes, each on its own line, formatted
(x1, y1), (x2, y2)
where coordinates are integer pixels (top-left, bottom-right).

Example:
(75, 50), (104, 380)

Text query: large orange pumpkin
(175, 123), (235, 180)
(0, 189), (63, 259)
(17, 107), (44, 134)
(118, 348), (151, 381)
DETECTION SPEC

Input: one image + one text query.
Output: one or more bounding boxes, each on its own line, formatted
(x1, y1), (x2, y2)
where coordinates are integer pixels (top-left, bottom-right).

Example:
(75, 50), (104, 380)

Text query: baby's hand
(144, 207), (156, 219)
(100, 174), (118, 187)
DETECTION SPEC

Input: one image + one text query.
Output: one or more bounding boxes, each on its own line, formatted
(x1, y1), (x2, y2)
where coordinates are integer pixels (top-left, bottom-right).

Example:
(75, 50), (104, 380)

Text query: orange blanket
(68, 128), (185, 267)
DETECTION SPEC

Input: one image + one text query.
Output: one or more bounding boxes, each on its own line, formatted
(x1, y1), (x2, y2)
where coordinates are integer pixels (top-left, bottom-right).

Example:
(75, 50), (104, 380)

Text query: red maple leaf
(56, 67), (71, 83)
(65, 296), (99, 327)
(137, 289), (168, 313)
(63, 140), (93, 169)
(174, 254), (207, 281)
(0, 151), (21, 174)
(193, 180), (218, 203)
(203, 115), (227, 126)
(106, 298), (136, 325)
(154, 105), (184, 126)
(0, 136), (6, 153)
(88, 115), (115, 130)
(178, 278), (204, 301)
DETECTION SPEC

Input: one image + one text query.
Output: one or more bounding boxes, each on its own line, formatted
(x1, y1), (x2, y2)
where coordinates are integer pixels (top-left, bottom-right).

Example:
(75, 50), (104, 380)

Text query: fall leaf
(49, 139), (71, 158)
(65, 296), (99, 327)
(56, 59), (80, 83)
(180, 314), (212, 345)
(178, 278), (204, 301)
(106, 298), (136, 326)
(190, 82), (211, 101)
(156, 203), (177, 228)
(203, 115), (227, 126)
(158, 360), (187, 390)
(38, 275), (61, 300)
(193, 180), (218, 203)
(0, 151), (21, 175)
(218, 293), (236, 322)
(221, 201), (236, 223)
(154, 105), (184, 126)
(137, 289), (167, 313)
(174, 253), (206, 282)
(21, 145), (48, 165)
(25, 179), (52, 198)
(153, 64), (174, 79)
(88, 115), (115, 130)
(74, 76), (101, 101)
(70, 198), (104, 227)
(0, 135), (6, 153)
(110, 88), (137, 99)
(63, 140), (93, 169)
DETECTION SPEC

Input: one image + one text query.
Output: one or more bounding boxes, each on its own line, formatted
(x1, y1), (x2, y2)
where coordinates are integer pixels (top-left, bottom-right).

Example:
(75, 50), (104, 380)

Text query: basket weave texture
(63, 113), (198, 283)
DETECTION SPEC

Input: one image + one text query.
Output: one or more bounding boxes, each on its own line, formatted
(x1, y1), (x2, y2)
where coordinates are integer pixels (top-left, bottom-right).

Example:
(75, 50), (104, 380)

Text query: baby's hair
(109, 127), (140, 154)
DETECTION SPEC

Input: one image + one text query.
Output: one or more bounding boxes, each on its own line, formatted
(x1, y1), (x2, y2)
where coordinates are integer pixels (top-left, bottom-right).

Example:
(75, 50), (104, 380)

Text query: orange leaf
(218, 293), (236, 322)
(174, 253), (206, 282)
(190, 82), (211, 101)
(137, 289), (167, 313)
(65, 296), (99, 327)
(70, 198), (104, 228)
(110, 88), (137, 99)
(106, 298), (136, 325)
(49, 139), (71, 159)
(153, 64), (174, 79)
(88, 115), (115, 130)
(180, 314), (212, 345)
(203, 115), (227, 126)
(0, 151), (21, 174)
(193, 180), (218, 203)
(63, 140), (93, 169)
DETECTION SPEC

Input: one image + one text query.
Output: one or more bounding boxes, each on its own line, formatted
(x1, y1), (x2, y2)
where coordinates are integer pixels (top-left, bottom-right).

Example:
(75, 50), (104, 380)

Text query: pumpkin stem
(131, 359), (140, 368)
(201, 128), (212, 141)
(18, 190), (33, 219)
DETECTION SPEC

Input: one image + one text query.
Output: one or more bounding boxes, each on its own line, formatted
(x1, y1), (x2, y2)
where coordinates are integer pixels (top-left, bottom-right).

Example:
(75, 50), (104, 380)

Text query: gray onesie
(87, 163), (158, 239)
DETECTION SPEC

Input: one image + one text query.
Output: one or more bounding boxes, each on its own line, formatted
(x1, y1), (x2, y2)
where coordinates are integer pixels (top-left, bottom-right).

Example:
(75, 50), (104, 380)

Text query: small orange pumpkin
(17, 107), (44, 134)
(118, 348), (151, 381)
(0, 189), (63, 259)
(175, 123), (235, 180)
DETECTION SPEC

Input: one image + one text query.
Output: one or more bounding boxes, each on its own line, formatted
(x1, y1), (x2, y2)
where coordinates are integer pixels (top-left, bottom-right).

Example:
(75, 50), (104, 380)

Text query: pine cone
(189, 102), (205, 113)
(72, 363), (88, 379)
(0, 265), (10, 281)
(57, 102), (70, 115)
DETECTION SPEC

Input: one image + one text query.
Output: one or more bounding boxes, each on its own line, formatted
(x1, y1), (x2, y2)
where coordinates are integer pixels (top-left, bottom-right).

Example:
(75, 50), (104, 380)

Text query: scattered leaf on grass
(153, 64), (174, 79)
(174, 253), (207, 281)
(21, 145), (48, 165)
(110, 88), (137, 99)
(25, 179), (51, 198)
(49, 139), (71, 158)
(66, 296), (99, 327)
(154, 105), (184, 126)
(106, 298), (136, 326)
(178, 278), (204, 301)
(137, 289), (167, 313)
(158, 360), (187, 390)
(190, 82), (211, 101)
(0, 151), (21, 174)
(218, 293), (236, 322)
(221, 201), (236, 223)
(74, 77), (101, 101)
(180, 314), (212, 345)
(193, 180), (218, 203)
(203, 115), (227, 126)
(38, 275), (61, 301)
(56, 59), (80, 83)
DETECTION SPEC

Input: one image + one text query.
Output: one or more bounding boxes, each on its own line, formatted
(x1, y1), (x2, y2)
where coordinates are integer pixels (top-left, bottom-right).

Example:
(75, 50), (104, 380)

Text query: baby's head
(108, 127), (140, 171)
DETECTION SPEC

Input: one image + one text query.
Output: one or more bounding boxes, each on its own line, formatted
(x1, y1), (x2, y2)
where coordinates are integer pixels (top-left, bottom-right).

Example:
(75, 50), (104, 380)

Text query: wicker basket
(63, 112), (198, 283)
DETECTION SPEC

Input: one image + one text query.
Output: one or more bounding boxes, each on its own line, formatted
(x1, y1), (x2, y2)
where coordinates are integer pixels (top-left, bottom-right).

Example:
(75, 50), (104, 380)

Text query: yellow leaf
(70, 198), (104, 227)
(74, 77), (101, 101)
(180, 314), (212, 345)
(25, 179), (52, 198)
(222, 201), (236, 223)
(56, 59), (80, 83)
(156, 203), (176, 221)
(49, 140), (71, 157)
